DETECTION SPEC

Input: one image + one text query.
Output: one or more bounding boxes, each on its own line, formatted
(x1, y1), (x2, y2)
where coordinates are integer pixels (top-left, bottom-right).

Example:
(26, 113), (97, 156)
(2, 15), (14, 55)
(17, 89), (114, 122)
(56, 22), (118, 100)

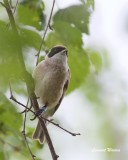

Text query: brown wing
(52, 69), (70, 115)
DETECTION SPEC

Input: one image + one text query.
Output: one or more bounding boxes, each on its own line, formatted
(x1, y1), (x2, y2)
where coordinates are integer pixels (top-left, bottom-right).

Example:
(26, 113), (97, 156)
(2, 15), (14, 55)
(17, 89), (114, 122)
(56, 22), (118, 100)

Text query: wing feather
(53, 69), (70, 114)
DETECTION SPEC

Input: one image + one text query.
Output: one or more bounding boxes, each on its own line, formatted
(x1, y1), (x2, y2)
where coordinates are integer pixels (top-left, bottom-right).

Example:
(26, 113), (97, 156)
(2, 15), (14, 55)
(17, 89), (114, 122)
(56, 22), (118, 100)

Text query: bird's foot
(35, 106), (47, 116)
(31, 106), (47, 120)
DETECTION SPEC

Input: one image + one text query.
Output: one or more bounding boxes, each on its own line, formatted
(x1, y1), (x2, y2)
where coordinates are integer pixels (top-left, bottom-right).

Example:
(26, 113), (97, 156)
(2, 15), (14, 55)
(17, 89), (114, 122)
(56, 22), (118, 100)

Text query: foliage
(16, 0), (45, 30)
(53, 5), (90, 34)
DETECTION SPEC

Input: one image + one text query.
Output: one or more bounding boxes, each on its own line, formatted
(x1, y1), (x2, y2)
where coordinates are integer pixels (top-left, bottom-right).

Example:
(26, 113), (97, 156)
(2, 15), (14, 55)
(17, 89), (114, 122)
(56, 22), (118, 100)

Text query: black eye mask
(48, 46), (67, 58)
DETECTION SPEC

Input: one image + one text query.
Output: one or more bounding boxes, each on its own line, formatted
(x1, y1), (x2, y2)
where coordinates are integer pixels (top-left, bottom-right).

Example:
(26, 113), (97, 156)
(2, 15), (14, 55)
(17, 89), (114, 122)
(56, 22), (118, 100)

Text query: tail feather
(33, 121), (45, 144)
(39, 131), (45, 143)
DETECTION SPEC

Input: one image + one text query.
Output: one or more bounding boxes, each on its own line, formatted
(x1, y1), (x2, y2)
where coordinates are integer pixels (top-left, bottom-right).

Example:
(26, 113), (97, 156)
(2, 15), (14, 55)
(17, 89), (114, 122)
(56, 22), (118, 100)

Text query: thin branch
(42, 118), (81, 136)
(10, 90), (58, 160)
(12, 0), (19, 15)
(9, 90), (80, 137)
(10, 85), (58, 159)
(9, 0), (19, 14)
(9, 82), (35, 159)
(0, 2), (9, 9)
(3, 0), (17, 31)
(22, 99), (36, 160)
(9, 81), (58, 160)
(9, 83), (80, 137)
(36, 0), (56, 65)
(39, 117), (59, 159)
(9, 84), (34, 114)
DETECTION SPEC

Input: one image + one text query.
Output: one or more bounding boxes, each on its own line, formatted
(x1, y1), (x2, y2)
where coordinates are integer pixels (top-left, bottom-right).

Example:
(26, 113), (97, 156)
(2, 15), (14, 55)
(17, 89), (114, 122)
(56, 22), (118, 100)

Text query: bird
(32, 45), (70, 143)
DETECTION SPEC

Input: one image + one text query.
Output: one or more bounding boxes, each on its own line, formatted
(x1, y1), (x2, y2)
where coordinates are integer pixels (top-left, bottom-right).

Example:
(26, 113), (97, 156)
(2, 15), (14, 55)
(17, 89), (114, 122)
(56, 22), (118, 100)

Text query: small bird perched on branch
(32, 45), (70, 143)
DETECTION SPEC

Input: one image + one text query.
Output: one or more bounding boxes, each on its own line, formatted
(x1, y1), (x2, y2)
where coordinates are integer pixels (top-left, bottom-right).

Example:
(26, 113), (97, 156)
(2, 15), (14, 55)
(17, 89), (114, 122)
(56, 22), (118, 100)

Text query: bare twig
(22, 99), (36, 160)
(9, 86), (80, 159)
(9, 82), (80, 137)
(12, 0), (19, 15)
(9, 82), (33, 113)
(9, 84), (58, 160)
(2, 0), (19, 30)
(42, 118), (81, 136)
(3, 0), (17, 31)
(9, 84), (34, 114)
(9, 83), (80, 137)
(0, 2), (8, 9)
(10, 89), (58, 160)
(36, 0), (56, 65)
(9, 89), (80, 137)
(21, 98), (33, 113)
(38, 117), (59, 159)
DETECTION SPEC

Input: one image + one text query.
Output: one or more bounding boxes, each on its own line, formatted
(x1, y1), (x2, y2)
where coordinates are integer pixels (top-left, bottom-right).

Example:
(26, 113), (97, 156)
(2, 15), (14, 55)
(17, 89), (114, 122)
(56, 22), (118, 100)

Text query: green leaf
(38, 55), (44, 63)
(0, 24), (24, 90)
(80, 0), (94, 9)
(0, 93), (28, 158)
(19, 28), (42, 49)
(87, 0), (94, 9)
(9, 80), (28, 96)
(47, 22), (83, 47)
(0, 152), (4, 160)
(0, 93), (22, 135)
(53, 5), (90, 34)
(0, 20), (7, 30)
(17, 0), (45, 30)
(89, 51), (102, 73)
(81, 75), (101, 104)
(67, 47), (90, 93)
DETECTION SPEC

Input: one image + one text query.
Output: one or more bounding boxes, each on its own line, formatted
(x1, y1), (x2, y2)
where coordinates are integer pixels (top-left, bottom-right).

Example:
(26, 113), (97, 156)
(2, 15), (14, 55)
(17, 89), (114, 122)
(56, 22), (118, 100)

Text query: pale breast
(34, 58), (68, 108)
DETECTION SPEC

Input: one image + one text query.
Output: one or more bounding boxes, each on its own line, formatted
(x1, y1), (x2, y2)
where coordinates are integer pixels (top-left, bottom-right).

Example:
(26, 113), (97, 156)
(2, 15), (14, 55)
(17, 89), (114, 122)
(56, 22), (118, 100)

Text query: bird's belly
(35, 70), (66, 108)
(41, 81), (63, 107)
